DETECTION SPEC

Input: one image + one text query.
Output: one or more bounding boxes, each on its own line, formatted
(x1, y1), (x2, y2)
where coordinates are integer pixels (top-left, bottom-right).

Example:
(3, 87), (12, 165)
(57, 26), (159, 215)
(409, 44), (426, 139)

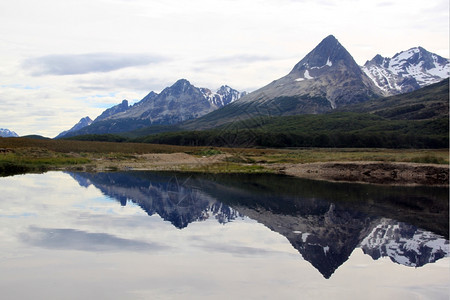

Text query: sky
(0, 0), (448, 137)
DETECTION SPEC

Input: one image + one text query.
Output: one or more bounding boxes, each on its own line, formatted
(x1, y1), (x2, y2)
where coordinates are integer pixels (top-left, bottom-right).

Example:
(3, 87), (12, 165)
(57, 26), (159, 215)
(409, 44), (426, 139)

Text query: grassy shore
(0, 137), (448, 179)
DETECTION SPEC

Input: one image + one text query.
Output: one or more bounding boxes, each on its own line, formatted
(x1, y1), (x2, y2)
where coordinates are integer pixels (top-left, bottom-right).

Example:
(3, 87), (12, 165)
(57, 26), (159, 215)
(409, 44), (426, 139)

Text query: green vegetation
(130, 112), (449, 149)
(0, 148), (90, 176)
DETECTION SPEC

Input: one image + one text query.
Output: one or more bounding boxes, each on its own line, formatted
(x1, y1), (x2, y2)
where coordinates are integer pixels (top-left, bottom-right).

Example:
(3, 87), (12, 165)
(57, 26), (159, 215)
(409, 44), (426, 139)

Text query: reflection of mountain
(232, 202), (377, 278)
(68, 171), (449, 278)
(361, 219), (448, 267)
(68, 172), (242, 229)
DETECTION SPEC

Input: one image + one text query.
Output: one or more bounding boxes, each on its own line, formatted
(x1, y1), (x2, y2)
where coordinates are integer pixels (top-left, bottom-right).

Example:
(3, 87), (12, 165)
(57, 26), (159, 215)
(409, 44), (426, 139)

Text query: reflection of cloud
(24, 53), (169, 76)
(192, 237), (286, 257)
(21, 226), (170, 252)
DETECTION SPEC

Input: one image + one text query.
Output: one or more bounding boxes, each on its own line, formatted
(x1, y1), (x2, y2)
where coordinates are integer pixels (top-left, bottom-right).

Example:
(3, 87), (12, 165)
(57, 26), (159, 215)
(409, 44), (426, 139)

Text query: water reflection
(68, 171), (449, 279)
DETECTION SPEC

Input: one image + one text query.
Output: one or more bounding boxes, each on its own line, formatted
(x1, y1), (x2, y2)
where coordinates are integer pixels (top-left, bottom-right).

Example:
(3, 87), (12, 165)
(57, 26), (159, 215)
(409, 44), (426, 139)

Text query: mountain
(0, 128), (19, 137)
(62, 80), (245, 137)
(184, 35), (383, 130)
(107, 79), (237, 123)
(55, 116), (93, 139)
(94, 100), (129, 122)
(362, 47), (450, 95)
(60, 35), (449, 139)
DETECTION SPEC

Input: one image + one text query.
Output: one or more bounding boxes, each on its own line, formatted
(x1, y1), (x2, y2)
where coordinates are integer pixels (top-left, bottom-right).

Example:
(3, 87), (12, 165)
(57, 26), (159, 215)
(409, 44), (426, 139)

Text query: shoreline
(61, 153), (449, 187)
(1, 138), (448, 186)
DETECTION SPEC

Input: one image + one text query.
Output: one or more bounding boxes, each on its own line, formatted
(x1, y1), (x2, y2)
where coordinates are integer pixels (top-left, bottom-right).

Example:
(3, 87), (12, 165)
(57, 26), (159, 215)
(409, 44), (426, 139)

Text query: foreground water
(0, 171), (448, 299)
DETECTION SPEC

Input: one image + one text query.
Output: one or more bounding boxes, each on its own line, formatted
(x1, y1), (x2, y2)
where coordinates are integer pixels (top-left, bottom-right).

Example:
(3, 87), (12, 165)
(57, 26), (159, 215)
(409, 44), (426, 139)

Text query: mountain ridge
(55, 116), (93, 139)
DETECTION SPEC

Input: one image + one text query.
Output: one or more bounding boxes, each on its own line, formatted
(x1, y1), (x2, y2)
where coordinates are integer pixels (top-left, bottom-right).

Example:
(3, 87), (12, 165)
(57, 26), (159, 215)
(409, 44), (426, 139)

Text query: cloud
(201, 54), (275, 65)
(24, 53), (168, 76)
(21, 226), (170, 252)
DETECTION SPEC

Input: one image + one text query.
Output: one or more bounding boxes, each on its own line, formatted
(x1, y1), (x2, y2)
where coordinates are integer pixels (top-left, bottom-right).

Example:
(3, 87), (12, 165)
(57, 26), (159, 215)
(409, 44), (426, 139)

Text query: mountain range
(57, 35), (449, 139)
(58, 81), (246, 138)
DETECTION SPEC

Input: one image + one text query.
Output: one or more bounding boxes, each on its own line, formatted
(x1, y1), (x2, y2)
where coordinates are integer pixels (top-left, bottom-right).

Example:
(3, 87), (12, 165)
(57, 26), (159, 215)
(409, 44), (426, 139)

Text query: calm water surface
(0, 171), (448, 299)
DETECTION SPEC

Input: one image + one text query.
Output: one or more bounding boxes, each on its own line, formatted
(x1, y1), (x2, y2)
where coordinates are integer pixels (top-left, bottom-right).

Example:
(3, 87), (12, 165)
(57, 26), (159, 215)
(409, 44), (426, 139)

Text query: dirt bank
(268, 161), (449, 186)
(72, 152), (450, 186)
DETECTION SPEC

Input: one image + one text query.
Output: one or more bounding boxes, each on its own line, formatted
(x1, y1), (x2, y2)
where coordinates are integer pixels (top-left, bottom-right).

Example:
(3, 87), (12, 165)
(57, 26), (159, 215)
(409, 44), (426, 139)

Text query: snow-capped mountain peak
(200, 85), (246, 107)
(0, 128), (19, 137)
(362, 47), (450, 95)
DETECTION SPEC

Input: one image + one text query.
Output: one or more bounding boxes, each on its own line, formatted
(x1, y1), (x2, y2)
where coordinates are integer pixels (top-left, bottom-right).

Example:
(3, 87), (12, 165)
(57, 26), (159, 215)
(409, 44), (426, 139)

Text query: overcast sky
(1, 0), (448, 137)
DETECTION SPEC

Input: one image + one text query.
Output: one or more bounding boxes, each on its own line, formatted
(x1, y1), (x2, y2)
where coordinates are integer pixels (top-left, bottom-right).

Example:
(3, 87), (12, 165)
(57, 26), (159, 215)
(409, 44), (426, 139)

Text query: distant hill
(21, 135), (51, 140)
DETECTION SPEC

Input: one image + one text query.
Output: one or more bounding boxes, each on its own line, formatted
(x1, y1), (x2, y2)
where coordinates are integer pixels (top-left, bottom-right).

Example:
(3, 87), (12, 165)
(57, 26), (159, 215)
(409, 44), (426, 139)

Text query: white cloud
(24, 53), (168, 76)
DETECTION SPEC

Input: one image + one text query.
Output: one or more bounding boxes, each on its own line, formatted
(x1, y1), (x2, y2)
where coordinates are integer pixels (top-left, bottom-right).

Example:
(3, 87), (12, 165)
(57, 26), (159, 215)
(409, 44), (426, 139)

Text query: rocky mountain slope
(106, 79), (243, 124)
(362, 47), (449, 95)
(94, 100), (130, 122)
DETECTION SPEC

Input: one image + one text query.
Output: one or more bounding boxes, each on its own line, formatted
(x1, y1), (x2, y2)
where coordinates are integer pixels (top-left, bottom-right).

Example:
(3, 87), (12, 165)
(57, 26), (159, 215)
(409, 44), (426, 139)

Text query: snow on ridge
(200, 85), (244, 107)
(304, 70), (314, 79)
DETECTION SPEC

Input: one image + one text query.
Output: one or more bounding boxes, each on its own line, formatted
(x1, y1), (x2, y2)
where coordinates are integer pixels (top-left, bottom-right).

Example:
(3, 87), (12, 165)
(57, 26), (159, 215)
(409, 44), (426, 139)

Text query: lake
(0, 171), (448, 299)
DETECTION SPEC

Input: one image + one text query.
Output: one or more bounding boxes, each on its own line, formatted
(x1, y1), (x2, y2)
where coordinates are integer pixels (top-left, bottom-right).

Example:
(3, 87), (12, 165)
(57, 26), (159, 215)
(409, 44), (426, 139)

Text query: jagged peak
(80, 116), (92, 122)
(172, 78), (192, 88)
(290, 35), (356, 75)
